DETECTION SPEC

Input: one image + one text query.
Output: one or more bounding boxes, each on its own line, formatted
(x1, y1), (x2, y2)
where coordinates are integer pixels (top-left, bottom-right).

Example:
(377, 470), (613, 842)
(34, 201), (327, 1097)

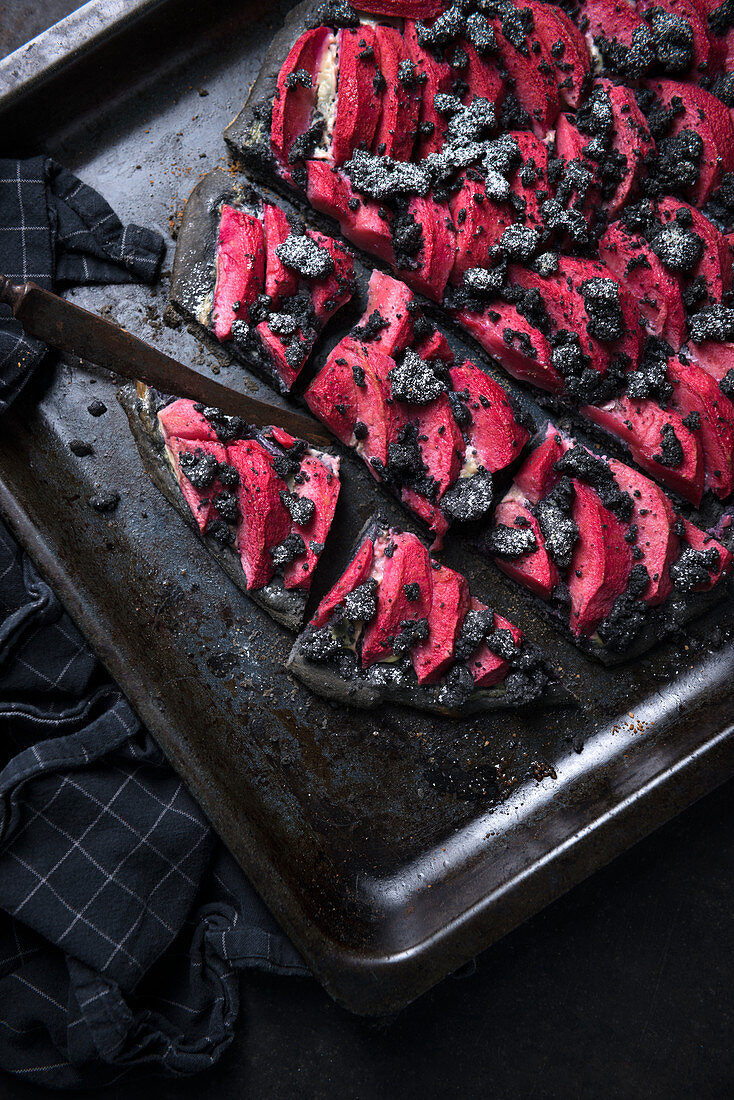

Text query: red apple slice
(211, 205), (265, 342)
(655, 197), (733, 304)
(158, 398), (217, 444)
(271, 26), (334, 170)
(411, 563), (470, 684)
(372, 24), (422, 161)
(455, 302), (564, 393)
(263, 203), (299, 305)
(306, 161), (350, 220)
(493, 494), (559, 599)
(605, 457), (679, 605)
(529, 1), (590, 107)
(467, 602), (523, 688)
(598, 222), (686, 346)
(487, 11), (560, 135)
(255, 322), (303, 393)
(507, 131), (552, 228)
(307, 231), (355, 321)
(332, 27), (382, 166)
(361, 532), (434, 667)
(449, 361), (529, 472)
(359, 269), (416, 357)
(567, 480), (634, 637)
(400, 487), (450, 550)
(165, 436), (227, 532)
(675, 518), (733, 590)
(460, 39), (505, 107)
(413, 327), (453, 364)
(341, 191), (396, 265)
(514, 426), (571, 503)
(448, 179), (514, 284)
(404, 20), (455, 159)
(640, 1), (726, 74)
(227, 439), (292, 590)
(283, 452), (341, 591)
(581, 396), (705, 505)
(598, 80), (655, 215)
(644, 81), (734, 204)
(403, 196), (455, 300)
(305, 338), (399, 470)
(667, 355), (734, 498)
(311, 536), (374, 629)
(394, 393), (464, 501)
(685, 338), (734, 383)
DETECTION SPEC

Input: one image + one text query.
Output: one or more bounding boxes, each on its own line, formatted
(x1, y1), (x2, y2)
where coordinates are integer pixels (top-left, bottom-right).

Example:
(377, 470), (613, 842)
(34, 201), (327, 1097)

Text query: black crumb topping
(275, 233), (334, 278)
(217, 463), (239, 488)
(194, 404), (249, 444)
(388, 349), (447, 405)
(415, 6), (466, 49)
(279, 490), (316, 526)
(449, 389), (472, 427)
(301, 626), (344, 662)
(488, 522), (537, 559)
(353, 309), (389, 342)
(709, 0), (734, 37)
(87, 400), (107, 416)
(688, 305), (734, 343)
(213, 491), (239, 524)
(309, 540), (324, 556)
(437, 663), (475, 709)
(650, 221), (703, 272)
(554, 446), (634, 521)
(307, 1), (359, 30)
(682, 410), (701, 431)
(69, 439), (93, 457)
(440, 470), (493, 523)
(626, 337), (673, 404)
(485, 627), (520, 661)
(206, 519), (233, 546)
(403, 582), (421, 601)
(653, 422), (684, 468)
(500, 223), (539, 262)
(343, 578), (378, 622)
(670, 543), (720, 592)
(719, 369), (734, 397)
(285, 69), (312, 89)
(535, 477), (578, 568)
(88, 490), (119, 513)
(455, 607), (495, 660)
(597, 565), (651, 651)
(179, 448), (219, 489)
(391, 617), (430, 656)
(271, 532), (306, 566)
(579, 278), (624, 342)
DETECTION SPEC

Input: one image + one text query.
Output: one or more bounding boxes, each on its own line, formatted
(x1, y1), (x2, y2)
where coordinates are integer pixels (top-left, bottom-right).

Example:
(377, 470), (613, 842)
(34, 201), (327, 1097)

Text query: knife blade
(0, 276), (332, 447)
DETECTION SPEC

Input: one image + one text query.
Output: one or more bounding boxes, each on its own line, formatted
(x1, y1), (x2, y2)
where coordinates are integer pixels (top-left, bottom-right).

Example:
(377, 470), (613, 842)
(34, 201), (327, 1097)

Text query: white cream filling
(458, 444), (481, 480)
(312, 36), (339, 160)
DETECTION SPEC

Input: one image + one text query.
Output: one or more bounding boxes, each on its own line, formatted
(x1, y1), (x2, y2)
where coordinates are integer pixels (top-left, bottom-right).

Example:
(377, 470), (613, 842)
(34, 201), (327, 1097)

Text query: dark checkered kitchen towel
(0, 160), (307, 1089)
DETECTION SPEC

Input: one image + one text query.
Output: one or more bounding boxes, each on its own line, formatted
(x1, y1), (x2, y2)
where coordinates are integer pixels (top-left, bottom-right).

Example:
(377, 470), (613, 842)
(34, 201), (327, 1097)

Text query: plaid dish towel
(0, 156), (164, 413)
(0, 164), (307, 1089)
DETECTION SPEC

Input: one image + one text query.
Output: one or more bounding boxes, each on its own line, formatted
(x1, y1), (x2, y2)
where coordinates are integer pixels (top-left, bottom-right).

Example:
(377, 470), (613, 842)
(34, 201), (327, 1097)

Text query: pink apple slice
(567, 480), (634, 637)
(211, 205), (265, 342)
(411, 563), (470, 684)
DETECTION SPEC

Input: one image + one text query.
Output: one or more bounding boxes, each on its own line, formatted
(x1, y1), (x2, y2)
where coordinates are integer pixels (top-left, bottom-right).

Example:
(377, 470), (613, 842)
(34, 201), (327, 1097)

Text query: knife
(0, 276), (332, 447)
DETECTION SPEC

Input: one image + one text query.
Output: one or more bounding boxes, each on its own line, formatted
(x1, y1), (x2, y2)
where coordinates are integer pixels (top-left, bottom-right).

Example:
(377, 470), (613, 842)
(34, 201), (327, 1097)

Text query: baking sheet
(0, 0), (733, 1015)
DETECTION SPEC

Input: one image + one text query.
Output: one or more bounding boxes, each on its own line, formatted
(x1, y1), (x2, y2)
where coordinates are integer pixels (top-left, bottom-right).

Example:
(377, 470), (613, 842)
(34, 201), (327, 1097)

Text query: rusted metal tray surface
(0, 0), (733, 1015)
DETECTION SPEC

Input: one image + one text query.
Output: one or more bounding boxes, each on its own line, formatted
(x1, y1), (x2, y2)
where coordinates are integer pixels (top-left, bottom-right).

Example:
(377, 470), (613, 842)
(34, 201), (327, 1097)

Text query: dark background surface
(1, 4), (733, 1098)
